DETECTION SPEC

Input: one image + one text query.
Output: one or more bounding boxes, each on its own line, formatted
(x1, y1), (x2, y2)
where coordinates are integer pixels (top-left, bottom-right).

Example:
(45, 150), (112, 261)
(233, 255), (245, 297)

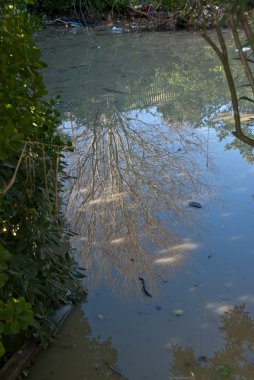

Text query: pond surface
(28, 28), (254, 380)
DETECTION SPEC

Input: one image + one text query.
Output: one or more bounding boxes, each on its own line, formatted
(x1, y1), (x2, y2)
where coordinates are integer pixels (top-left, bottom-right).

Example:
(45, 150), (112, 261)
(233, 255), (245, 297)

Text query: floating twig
(139, 277), (152, 297)
(106, 362), (124, 377)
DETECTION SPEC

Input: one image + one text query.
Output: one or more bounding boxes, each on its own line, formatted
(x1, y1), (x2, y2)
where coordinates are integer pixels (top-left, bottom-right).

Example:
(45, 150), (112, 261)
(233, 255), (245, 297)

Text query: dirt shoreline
(0, 305), (74, 380)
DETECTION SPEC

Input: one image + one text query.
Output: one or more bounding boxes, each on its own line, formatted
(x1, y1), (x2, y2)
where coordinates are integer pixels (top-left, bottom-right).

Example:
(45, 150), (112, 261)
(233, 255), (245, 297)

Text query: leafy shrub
(32, 0), (130, 18)
(0, 0), (84, 359)
(159, 0), (189, 11)
(33, 0), (73, 15)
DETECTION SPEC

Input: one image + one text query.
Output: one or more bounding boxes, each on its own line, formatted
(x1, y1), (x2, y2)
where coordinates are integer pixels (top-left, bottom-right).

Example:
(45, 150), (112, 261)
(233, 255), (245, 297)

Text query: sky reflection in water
(28, 29), (254, 380)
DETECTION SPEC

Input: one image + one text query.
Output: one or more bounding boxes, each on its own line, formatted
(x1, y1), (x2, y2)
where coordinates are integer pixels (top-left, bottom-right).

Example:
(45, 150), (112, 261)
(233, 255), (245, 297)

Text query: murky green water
(28, 28), (254, 380)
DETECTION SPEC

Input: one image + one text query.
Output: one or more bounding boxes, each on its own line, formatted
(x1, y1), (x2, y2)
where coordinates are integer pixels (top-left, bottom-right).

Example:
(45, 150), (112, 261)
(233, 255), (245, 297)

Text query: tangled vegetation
(31, 0), (210, 20)
(0, 0), (84, 362)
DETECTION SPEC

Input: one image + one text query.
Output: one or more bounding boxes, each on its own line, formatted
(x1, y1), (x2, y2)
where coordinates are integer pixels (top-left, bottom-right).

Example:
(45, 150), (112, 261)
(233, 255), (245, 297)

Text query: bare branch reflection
(64, 104), (210, 296)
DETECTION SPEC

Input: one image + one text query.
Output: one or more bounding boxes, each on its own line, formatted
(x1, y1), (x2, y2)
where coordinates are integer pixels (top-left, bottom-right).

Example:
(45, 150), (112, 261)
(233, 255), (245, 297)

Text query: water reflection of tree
(169, 304), (254, 379)
(212, 112), (254, 164)
(42, 29), (231, 127)
(64, 104), (210, 295)
(28, 306), (128, 380)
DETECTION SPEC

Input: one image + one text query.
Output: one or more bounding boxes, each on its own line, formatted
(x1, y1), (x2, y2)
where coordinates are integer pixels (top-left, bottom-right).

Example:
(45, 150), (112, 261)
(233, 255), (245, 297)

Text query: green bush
(0, 0), (84, 359)
(33, 0), (73, 15)
(32, 0), (130, 18)
(159, 0), (189, 11)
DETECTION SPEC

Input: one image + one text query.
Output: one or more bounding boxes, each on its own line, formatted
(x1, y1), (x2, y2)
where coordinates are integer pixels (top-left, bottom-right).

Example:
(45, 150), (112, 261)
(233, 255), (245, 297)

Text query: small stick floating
(139, 277), (152, 297)
(106, 362), (124, 377)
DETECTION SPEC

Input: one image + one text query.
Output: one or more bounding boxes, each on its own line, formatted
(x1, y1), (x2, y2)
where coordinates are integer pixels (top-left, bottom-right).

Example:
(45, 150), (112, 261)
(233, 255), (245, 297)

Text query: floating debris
(172, 308), (184, 317)
(102, 87), (126, 94)
(67, 20), (83, 27)
(155, 305), (162, 311)
(97, 314), (104, 320)
(53, 18), (83, 28)
(112, 26), (123, 33)
(235, 47), (251, 53)
(188, 201), (202, 208)
(106, 361), (124, 377)
(139, 277), (152, 297)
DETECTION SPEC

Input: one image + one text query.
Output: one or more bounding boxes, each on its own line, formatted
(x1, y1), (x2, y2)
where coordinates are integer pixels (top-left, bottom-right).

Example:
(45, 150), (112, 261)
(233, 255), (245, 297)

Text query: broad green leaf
(216, 365), (234, 377)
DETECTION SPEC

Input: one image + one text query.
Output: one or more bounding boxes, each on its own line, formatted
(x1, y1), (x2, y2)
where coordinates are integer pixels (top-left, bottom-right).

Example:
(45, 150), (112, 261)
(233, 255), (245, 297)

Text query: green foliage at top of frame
(23, 0), (238, 19)
(152, 0), (193, 11)
(0, 1), (64, 161)
(33, 0), (73, 14)
(31, 0), (190, 15)
(32, 0), (130, 16)
(22, 0), (252, 18)
(0, 0), (84, 360)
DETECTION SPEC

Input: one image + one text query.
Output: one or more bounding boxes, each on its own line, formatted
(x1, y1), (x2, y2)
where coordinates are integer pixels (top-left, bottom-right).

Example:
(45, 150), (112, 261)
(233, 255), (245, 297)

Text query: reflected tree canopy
(41, 29), (254, 163)
(211, 110), (254, 163)
(169, 304), (254, 379)
(41, 30), (228, 125)
(40, 29), (254, 295)
(64, 103), (210, 295)
(28, 306), (128, 380)
(34, 27), (254, 380)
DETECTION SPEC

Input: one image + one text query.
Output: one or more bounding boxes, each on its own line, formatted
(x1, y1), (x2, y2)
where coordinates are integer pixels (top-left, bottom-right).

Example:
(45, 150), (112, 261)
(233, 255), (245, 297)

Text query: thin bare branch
(0, 143), (27, 196)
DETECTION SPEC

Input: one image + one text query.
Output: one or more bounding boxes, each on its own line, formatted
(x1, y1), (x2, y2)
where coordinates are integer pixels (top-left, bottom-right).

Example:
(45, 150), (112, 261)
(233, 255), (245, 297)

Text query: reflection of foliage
(155, 57), (226, 125)
(213, 118), (254, 163)
(42, 29), (230, 127)
(193, 1), (254, 149)
(169, 304), (254, 379)
(211, 107), (254, 163)
(41, 7), (253, 164)
(64, 104), (209, 294)
(28, 306), (128, 380)
(224, 138), (254, 164)
(128, 35), (229, 126)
